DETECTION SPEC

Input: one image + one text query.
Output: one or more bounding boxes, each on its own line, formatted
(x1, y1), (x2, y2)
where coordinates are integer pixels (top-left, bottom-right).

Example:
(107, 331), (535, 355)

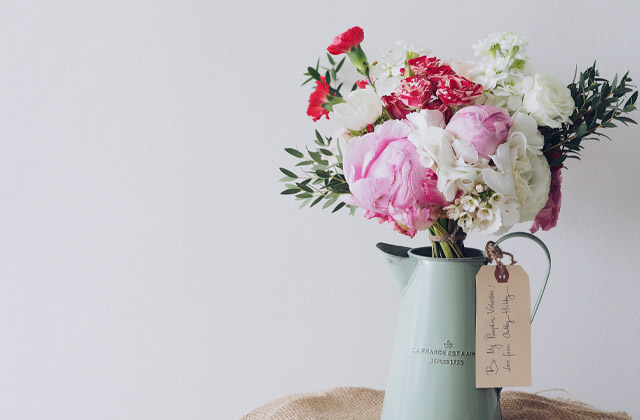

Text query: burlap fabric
(240, 387), (630, 420)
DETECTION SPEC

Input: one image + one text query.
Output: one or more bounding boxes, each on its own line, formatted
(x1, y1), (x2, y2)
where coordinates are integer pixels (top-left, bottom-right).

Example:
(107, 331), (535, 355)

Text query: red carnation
(436, 74), (483, 106)
(356, 80), (369, 89)
(381, 94), (412, 120)
(327, 26), (365, 55)
(407, 56), (441, 78)
(307, 77), (332, 122)
(395, 76), (433, 108)
(426, 65), (455, 82)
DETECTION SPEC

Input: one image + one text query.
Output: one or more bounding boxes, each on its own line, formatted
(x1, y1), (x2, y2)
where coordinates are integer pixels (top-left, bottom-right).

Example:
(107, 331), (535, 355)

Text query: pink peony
(445, 105), (513, 159)
(530, 165), (562, 233)
(342, 120), (446, 237)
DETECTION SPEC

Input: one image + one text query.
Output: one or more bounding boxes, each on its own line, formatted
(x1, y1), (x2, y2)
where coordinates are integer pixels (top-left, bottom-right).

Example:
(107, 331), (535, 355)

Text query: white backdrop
(1, 1), (639, 419)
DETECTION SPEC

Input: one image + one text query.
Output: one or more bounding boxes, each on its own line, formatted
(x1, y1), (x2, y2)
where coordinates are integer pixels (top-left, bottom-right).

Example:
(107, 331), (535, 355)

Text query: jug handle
(493, 232), (551, 324)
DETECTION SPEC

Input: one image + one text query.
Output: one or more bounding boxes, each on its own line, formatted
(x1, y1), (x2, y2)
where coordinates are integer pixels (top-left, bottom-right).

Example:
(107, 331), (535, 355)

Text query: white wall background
(1, 1), (639, 419)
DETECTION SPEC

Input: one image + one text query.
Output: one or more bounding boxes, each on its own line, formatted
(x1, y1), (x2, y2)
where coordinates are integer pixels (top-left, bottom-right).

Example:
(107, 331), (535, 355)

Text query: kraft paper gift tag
(476, 265), (532, 388)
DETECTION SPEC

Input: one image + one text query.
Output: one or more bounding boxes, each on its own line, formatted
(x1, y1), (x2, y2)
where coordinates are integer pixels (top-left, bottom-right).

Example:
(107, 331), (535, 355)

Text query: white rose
(522, 73), (575, 128)
(333, 87), (383, 131)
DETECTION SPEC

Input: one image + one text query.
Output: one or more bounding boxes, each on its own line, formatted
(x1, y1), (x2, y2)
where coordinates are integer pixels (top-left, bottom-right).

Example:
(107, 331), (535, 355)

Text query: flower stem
(428, 218), (465, 259)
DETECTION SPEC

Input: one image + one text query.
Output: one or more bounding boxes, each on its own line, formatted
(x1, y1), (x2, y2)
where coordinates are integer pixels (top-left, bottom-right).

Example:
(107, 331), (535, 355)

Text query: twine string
(428, 225), (467, 245)
(485, 241), (517, 277)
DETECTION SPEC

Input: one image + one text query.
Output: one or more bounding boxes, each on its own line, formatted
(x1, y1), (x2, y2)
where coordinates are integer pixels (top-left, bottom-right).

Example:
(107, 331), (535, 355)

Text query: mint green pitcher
(377, 232), (551, 420)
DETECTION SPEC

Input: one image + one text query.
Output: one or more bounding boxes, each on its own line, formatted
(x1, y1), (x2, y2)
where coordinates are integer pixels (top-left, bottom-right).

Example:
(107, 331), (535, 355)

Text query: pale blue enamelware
(377, 232), (551, 420)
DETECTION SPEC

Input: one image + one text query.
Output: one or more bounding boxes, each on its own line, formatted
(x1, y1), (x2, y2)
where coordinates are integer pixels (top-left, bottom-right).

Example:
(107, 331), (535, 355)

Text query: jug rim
(408, 246), (487, 262)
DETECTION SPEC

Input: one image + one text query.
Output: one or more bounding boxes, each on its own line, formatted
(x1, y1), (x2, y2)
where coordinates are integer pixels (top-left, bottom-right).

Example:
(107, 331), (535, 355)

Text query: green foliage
(301, 55), (347, 97)
(279, 130), (356, 215)
(543, 63), (638, 167)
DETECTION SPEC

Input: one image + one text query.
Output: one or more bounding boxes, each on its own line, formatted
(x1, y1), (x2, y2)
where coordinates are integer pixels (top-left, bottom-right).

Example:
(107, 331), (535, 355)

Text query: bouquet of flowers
(280, 27), (638, 258)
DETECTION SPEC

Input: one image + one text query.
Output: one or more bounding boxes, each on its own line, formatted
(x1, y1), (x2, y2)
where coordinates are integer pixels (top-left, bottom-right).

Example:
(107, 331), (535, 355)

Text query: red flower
(436, 74), (483, 106)
(355, 80), (369, 89)
(407, 56), (441, 78)
(381, 94), (412, 120)
(531, 162), (562, 233)
(395, 76), (434, 108)
(327, 26), (365, 55)
(307, 77), (331, 122)
(425, 99), (452, 123)
(426, 65), (455, 82)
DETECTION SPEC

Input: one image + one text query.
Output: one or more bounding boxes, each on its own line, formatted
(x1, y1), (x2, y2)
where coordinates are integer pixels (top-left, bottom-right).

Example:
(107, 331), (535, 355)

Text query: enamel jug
(377, 232), (551, 420)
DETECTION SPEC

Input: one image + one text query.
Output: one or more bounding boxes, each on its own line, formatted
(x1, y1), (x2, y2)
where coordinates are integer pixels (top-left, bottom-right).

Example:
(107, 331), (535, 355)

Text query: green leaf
(295, 160), (313, 167)
(310, 196), (324, 208)
(326, 53), (335, 65)
(318, 148), (333, 156)
(307, 66), (321, 80)
(315, 130), (325, 145)
(332, 202), (347, 213)
(295, 192), (313, 199)
(299, 197), (312, 209)
(296, 182), (313, 193)
(575, 122), (587, 138)
(279, 176), (296, 182)
(316, 169), (331, 178)
(281, 188), (300, 195)
(335, 57), (346, 72)
(614, 116), (637, 125)
(322, 194), (339, 209)
(279, 167), (298, 178)
(285, 148), (305, 158)
(601, 121), (617, 128)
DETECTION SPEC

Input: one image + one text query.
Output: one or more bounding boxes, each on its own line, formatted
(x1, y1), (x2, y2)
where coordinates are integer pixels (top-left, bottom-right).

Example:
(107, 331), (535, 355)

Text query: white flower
(509, 113), (544, 154)
(445, 204), (460, 219)
(370, 41), (430, 96)
(522, 73), (575, 128)
(443, 60), (476, 80)
(471, 32), (534, 113)
(462, 196), (479, 212)
(408, 125), (483, 201)
(489, 192), (503, 206)
(333, 87), (383, 131)
(477, 207), (494, 221)
(482, 135), (551, 224)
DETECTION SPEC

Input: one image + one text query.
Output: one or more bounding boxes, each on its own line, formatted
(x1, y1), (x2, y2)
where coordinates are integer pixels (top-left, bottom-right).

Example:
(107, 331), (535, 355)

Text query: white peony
(522, 73), (575, 128)
(333, 87), (383, 131)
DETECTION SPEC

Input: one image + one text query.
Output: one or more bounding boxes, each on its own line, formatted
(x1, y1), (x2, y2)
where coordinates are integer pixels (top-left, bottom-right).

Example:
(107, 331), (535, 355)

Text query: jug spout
(376, 242), (418, 293)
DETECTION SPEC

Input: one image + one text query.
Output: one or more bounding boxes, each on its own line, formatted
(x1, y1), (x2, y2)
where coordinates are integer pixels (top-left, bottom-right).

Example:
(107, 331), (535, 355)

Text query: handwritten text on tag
(476, 265), (532, 388)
